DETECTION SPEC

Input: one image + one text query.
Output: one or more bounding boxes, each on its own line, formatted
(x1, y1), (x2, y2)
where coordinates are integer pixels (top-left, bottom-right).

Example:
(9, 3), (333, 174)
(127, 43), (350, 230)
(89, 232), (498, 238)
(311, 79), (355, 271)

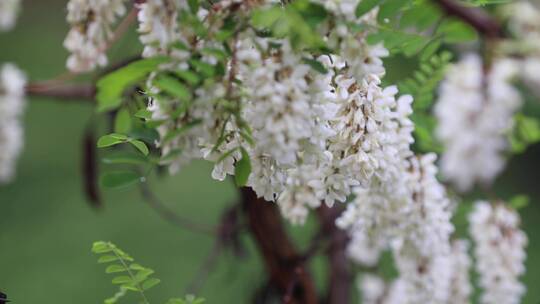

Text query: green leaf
(251, 7), (283, 28)
(100, 171), (141, 189)
(104, 287), (127, 304)
(154, 74), (191, 100)
(97, 133), (128, 148)
(302, 58), (328, 74)
(134, 109), (152, 120)
(188, 0), (198, 14)
(201, 47), (228, 62)
(112, 276), (132, 284)
(135, 268), (155, 280)
(378, 0), (411, 22)
(356, 0), (383, 17)
(98, 255), (119, 263)
(142, 278), (161, 290)
(509, 195), (529, 210)
(189, 59), (215, 77)
(102, 152), (148, 165)
(114, 108), (132, 134)
(96, 57), (169, 112)
(234, 147), (251, 186)
(174, 69), (200, 86)
(128, 139), (150, 156)
(129, 263), (145, 270)
(438, 19), (478, 43)
(106, 265), (127, 273)
(92, 242), (112, 254)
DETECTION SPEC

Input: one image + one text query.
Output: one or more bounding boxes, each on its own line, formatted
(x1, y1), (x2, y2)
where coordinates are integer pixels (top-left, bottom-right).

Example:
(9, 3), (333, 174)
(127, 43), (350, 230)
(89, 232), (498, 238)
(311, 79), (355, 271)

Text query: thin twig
(104, 7), (139, 52)
(138, 182), (217, 236)
(185, 239), (222, 294)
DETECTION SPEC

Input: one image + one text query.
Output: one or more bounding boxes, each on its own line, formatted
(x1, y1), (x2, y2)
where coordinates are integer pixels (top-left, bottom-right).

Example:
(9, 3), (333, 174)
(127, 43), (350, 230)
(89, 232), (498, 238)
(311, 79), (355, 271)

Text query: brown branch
(240, 188), (318, 304)
(433, 0), (503, 38)
(82, 125), (102, 208)
(25, 83), (95, 101)
(316, 205), (352, 304)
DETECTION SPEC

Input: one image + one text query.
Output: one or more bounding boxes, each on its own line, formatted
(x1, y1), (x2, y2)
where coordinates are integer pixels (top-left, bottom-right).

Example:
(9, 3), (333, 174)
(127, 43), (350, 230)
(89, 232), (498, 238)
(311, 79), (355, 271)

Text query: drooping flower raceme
(0, 63), (26, 184)
(64, 0), (128, 72)
(502, 1), (540, 96)
(447, 240), (473, 304)
(469, 201), (527, 304)
(358, 241), (472, 304)
(137, 0), (187, 58)
(435, 54), (522, 192)
(141, 0), (398, 225)
(0, 0), (21, 31)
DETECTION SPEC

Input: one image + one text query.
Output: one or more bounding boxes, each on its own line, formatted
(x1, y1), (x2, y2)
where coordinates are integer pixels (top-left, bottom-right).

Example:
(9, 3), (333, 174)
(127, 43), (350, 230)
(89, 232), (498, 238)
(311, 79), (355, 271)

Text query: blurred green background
(1, 1), (540, 303)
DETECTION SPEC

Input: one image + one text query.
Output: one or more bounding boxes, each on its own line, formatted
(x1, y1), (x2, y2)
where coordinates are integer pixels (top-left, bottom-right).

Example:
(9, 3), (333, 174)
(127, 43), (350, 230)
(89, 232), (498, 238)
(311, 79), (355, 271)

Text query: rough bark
(317, 205), (352, 304)
(240, 188), (319, 304)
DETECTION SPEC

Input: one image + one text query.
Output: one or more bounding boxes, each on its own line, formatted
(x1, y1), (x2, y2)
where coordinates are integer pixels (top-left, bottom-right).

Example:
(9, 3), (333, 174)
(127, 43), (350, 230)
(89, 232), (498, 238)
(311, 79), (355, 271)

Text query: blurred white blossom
(0, 63), (26, 184)
(0, 0), (21, 31)
(137, 0), (188, 58)
(435, 54), (522, 192)
(469, 201), (527, 304)
(64, 0), (128, 72)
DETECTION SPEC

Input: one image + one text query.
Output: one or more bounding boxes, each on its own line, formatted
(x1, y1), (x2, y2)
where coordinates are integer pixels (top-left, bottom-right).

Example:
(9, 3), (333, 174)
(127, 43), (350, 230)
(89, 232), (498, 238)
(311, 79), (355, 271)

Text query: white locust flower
(359, 274), (388, 304)
(64, 0), (128, 72)
(0, 63), (26, 184)
(469, 201), (527, 304)
(502, 1), (540, 95)
(447, 240), (472, 304)
(435, 54), (522, 192)
(390, 155), (455, 304)
(148, 77), (228, 174)
(137, 0), (189, 58)
(242, 40), (315, 166)
(276, 163), (324, 225)
(339, 153), (456, 303)
(0, 0), (21, 31)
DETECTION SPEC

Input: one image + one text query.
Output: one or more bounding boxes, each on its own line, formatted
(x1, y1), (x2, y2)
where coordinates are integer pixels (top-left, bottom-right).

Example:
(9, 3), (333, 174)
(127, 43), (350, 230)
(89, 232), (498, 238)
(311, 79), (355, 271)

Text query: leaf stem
(110, 244), (151, 304)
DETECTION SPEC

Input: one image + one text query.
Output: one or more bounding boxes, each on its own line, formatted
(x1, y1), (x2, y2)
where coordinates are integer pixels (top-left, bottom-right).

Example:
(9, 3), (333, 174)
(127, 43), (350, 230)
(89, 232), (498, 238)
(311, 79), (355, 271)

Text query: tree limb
(240, 188), (319, 304)
(26, 83), (95, 101)
(433, 0), (503, 38)
(316, 205), (352, 304)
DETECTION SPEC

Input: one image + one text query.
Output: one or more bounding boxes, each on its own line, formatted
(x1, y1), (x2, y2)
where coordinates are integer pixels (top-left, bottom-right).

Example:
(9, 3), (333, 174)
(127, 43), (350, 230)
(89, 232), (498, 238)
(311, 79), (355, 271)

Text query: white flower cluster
(141, 0), (403, 224)
(469, 201), (527, 304)
(359, 240), (472, 304)
(0, 0), (21, 31)
(339, 153), (467, 303)
(137, 0), (190, 58)
(0, 63), (26, 184)
(435, 54), (522, 192)
(64, 0), (128, 72)
(503, 1), (540, 96)
(448, 240), (473, 304)
(141, 2), (236, 176)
